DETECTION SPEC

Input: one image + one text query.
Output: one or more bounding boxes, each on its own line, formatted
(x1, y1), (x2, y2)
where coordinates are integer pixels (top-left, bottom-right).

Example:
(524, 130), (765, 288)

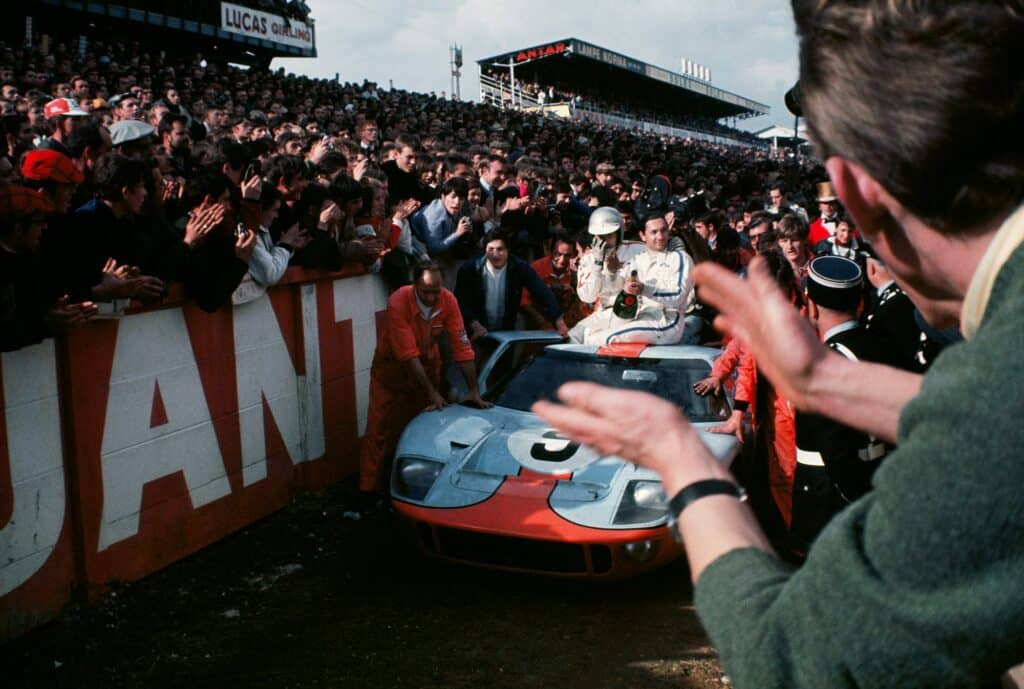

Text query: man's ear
(825, 157), (897, 238)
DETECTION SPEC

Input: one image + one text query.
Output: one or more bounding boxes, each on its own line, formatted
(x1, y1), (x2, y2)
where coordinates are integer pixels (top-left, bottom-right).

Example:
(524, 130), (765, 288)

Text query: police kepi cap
(807, 255), (862, 312)
(20, 149), (85, 184)
(109, 119), (155, 147)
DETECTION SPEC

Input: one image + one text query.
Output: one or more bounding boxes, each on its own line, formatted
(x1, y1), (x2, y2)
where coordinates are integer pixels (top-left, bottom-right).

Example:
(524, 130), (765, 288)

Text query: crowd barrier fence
(0, 267), (389, 642)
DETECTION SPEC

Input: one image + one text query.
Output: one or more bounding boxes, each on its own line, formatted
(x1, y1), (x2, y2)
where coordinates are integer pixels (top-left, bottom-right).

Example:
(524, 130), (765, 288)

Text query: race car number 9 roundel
(507, 428), (600, 474)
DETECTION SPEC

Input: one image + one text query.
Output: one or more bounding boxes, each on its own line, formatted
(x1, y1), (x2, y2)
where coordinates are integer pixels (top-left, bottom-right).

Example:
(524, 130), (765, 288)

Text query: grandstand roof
(19, 0), (316, 63)
(477, 38), (769, 120)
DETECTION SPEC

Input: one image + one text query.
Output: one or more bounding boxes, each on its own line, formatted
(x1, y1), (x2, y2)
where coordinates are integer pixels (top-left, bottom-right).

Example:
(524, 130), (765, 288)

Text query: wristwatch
(666, 479), (747, 544)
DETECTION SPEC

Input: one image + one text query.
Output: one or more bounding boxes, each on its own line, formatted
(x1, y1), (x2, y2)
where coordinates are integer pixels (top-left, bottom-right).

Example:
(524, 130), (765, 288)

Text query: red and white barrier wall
(0, 268), (388, 642)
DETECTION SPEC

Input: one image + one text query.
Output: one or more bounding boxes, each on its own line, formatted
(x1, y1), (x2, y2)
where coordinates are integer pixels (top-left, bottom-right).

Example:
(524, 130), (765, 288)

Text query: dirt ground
(2, 481), (727, 689)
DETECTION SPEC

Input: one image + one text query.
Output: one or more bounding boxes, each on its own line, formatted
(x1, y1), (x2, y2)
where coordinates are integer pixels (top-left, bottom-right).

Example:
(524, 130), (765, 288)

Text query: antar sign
(0, 271), (386, 641)
(516, 42), (568, 63)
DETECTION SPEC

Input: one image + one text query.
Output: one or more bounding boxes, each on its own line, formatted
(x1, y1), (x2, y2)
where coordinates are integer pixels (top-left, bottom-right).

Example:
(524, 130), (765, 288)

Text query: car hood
(394, 404), (740, 517)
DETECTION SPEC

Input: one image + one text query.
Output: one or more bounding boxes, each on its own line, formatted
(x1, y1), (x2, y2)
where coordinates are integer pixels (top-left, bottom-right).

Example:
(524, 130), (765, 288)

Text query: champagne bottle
(612, 270), (640, 319)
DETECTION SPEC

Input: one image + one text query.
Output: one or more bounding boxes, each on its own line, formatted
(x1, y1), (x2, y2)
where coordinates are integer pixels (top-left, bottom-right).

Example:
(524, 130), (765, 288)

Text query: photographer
(410, 176), (474, 288)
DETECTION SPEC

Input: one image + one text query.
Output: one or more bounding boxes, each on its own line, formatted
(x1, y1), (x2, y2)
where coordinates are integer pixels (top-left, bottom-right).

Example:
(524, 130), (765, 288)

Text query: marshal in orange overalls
(358, 285), (475, 492)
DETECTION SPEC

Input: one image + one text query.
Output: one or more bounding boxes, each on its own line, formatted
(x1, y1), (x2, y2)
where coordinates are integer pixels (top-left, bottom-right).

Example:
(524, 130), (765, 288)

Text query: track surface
(2, 482), (726, 689)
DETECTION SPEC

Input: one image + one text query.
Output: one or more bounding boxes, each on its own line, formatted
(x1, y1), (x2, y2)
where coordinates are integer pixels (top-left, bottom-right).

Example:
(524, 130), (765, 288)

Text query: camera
(634, 175), (708, 225)
(667, 191), (708, 225)
(235, 222), (248, 238)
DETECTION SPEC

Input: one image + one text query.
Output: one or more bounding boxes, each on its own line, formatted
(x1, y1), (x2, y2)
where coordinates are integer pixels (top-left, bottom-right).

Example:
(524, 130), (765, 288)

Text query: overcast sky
(272, 0), (799, 132)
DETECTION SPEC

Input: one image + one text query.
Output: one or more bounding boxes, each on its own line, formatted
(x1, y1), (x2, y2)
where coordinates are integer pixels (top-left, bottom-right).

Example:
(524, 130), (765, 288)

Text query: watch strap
(666, 479), (747, 544)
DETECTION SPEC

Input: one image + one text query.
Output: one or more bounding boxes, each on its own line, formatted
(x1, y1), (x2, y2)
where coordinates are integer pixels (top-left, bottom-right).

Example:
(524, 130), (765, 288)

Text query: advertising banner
(221, 2), (314, 51)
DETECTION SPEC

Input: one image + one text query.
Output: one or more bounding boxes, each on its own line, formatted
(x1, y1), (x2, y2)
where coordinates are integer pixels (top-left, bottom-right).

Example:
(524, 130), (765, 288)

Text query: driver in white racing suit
(570, 211), (694, 345)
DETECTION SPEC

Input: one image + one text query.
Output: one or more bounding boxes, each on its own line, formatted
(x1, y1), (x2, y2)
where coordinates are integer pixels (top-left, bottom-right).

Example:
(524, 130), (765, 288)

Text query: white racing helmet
(587, 206), (623, 236)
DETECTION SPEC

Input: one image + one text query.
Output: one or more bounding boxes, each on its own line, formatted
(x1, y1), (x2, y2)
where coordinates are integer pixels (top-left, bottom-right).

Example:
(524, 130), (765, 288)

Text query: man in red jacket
(358, 260), (490, 511)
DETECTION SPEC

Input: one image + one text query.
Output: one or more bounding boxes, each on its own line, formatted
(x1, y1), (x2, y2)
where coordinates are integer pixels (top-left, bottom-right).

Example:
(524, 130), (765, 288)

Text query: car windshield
(490, 349), (729, 423)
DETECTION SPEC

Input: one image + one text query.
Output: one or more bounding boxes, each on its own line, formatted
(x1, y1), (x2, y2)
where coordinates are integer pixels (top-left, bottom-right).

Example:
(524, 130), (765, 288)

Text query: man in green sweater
(533, 2), (1024, 687)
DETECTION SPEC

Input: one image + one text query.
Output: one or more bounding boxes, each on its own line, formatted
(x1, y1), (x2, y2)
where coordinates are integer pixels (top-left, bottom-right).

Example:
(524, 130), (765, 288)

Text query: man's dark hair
(1, 113), (27, 137)
(439, 176), (468, 200)
(317, 151), (348, 177)
(258, 182), (282, 212)
(264, 154), (307, 186)
(413, 258), (443, 283)
(276, 131), (304, 149)
(444, 153), (472, 175)
(212, 140), (253, 173)
(157, 113), (189, 137)
(793, 0), (1024, 233)
(716, 226), (742, 253)
(184, 168), (233, 208)
(476, 154), (498, 173)
(66, 121), (105, 160)
(394, 134), (419, 152)
(747, 211), (772, 234)
(328, 174), (363, 204)
(416, 153), (435, 174)
(551, 229), (574, 250)
(762, 248), (796, 295)
(482, 227), (510, 249)
(95, 154), (149, 201)
(494, 185), (520, 207)
(245, 138), (274, 160)
(699, 210), (726, 230)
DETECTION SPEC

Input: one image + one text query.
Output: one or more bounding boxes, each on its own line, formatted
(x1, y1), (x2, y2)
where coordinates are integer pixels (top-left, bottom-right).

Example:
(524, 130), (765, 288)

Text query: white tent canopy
(754, 123), (809, 143)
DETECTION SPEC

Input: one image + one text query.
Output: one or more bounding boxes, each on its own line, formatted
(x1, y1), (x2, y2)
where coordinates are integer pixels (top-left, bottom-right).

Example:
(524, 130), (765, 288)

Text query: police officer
(790, 256), (888, 553)
(862, 256), (927, 372)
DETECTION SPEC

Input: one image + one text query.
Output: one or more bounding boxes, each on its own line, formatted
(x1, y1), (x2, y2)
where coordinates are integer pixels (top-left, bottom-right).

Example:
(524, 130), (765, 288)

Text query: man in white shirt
(454, 229), (567, 339)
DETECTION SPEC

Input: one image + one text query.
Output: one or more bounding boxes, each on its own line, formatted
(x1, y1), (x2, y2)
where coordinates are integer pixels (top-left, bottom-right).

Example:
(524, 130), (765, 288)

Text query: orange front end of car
(393, 474), (683, 580)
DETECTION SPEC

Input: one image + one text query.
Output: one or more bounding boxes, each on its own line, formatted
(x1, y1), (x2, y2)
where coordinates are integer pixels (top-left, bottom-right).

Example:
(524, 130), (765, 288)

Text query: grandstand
(478, 38), (769, 147)
(9, 0), (316, 68)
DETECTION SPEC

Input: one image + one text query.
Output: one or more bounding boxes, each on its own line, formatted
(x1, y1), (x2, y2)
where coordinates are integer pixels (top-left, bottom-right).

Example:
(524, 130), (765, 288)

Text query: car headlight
(393, 457), (444, 501)
(613, 480), (668, 525)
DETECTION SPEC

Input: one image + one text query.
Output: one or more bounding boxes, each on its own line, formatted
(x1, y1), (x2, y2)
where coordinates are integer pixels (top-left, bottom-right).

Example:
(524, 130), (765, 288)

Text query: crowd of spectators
(1, 33), (829, 355)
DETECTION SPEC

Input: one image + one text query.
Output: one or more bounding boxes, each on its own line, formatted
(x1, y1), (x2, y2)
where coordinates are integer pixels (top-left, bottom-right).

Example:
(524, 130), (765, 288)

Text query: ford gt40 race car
(389, 331), (739, 579)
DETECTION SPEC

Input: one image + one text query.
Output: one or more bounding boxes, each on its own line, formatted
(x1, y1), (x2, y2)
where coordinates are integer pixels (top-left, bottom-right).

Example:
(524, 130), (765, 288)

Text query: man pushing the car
(358, 260), (490, 514)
